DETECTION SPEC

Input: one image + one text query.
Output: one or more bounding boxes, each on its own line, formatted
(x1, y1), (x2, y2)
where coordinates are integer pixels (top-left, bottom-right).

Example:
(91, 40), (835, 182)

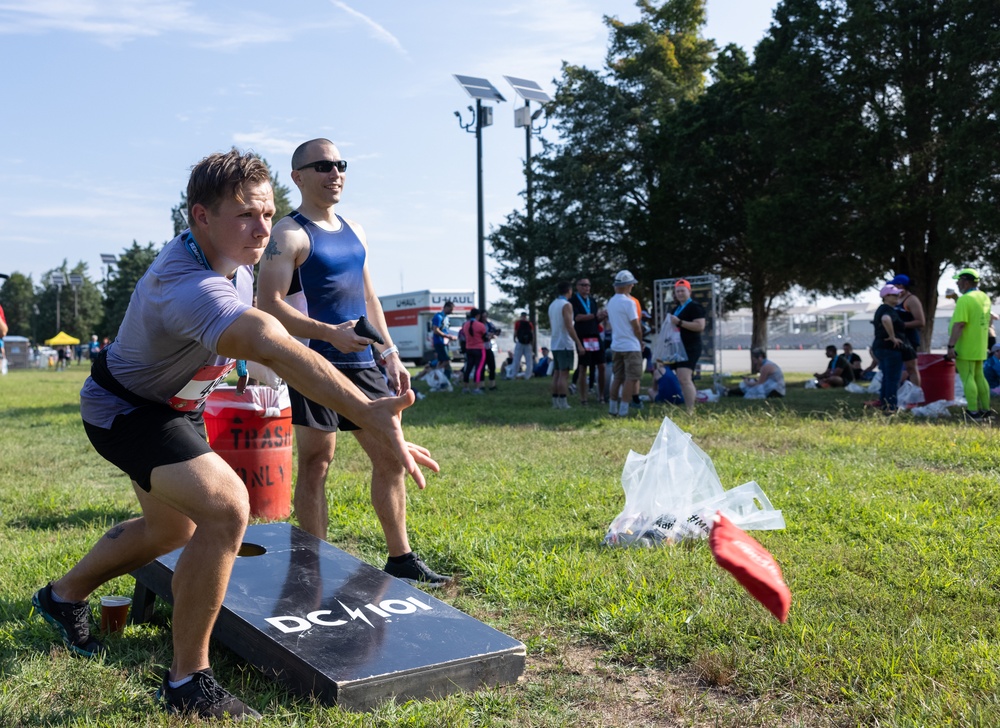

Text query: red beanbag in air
(709, 511), (791, 622)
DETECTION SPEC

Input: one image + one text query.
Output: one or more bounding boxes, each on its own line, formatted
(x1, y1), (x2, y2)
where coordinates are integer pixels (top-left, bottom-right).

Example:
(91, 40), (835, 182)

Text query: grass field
(0, 364), (998, 727)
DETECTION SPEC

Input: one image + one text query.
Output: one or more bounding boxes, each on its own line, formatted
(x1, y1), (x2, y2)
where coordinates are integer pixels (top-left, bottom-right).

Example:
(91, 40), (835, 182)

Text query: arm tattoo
(264, 239), (281, 261)
(105, 525), (126, 540)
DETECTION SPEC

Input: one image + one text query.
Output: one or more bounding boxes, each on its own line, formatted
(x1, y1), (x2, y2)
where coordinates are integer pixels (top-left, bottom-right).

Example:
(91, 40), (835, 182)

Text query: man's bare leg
(293, 425), (337, 539)
(353, 428), (409, 557)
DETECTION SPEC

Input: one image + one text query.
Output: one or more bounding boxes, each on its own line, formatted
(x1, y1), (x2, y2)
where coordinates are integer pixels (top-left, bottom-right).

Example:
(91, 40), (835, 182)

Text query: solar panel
(453, 74), (506, 102)
(503, 76), (551, 103)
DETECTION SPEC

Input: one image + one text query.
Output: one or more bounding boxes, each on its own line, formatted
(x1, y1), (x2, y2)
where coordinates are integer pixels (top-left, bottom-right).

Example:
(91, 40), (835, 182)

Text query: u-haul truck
(378, 289), (475, 363)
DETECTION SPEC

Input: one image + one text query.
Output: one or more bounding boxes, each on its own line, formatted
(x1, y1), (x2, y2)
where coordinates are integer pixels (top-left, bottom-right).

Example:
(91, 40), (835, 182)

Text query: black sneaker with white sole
(31, 583), (105, 658)
(384, 553), (450, 588)
(157, 669), (261, 720)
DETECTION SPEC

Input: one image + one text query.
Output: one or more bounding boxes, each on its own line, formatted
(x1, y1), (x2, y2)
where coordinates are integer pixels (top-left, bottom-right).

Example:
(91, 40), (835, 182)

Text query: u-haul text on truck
(379, 290), (475, 363)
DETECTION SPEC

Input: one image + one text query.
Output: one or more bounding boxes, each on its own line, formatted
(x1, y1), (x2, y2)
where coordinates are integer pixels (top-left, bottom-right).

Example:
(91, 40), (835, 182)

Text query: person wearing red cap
(667, 279), (705, 414)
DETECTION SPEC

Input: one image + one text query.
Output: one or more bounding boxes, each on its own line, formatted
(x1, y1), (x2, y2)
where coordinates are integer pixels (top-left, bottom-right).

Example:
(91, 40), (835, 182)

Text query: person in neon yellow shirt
(945, 268), (993, 420)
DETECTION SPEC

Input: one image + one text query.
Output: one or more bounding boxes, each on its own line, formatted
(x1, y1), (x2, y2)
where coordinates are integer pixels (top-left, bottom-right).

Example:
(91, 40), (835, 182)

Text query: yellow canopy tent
(45, 331), (81, 346)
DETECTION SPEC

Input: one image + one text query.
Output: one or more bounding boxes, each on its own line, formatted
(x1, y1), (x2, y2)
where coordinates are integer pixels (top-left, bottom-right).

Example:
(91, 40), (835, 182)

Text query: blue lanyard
(575, 293), (591, 315)
(182, 231), (248, 382)
(674, 300), (691, 317)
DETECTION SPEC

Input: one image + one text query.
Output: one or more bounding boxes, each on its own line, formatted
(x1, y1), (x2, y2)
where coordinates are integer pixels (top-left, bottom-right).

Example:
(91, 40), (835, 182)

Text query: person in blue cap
(887, 273), (925, 387)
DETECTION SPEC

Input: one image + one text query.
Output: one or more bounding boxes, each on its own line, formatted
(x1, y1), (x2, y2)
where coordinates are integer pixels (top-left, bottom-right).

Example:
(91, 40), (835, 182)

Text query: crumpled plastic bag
(910, 399), (954, 418)
(844, 382), (867, 394)
(696, 388), (720, 403)
(604, 415), (785, 547)
(247, 360), (283, 390)
(897, 380), (925, 406)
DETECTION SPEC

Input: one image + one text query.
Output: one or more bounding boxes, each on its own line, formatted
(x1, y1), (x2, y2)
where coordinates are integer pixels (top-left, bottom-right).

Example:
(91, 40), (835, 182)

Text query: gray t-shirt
(81, 233), (253, 428)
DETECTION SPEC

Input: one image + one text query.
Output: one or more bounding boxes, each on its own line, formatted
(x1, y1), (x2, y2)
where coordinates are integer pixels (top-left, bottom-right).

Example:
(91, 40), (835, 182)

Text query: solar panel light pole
(453, 74), (505, 311)
(504, 76), (551, 354)
(69, 273), (83, 325)
(101, 253), (118, 296)
(51, 271), (65, 333)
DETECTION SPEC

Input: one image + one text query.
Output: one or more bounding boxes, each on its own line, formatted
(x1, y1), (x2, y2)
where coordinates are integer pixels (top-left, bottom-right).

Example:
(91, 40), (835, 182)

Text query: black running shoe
(158, 669), (261, 720)
(31, 583), (105, 658)
(384, 553), (450, 588)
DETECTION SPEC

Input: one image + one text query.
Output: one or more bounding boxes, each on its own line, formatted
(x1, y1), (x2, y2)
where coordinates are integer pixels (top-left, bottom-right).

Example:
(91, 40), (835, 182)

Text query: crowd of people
(418, 266), (997, 425)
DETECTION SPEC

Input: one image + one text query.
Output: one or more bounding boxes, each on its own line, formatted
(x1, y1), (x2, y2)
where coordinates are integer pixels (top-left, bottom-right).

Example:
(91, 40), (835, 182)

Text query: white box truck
(378, 289), (475, 363)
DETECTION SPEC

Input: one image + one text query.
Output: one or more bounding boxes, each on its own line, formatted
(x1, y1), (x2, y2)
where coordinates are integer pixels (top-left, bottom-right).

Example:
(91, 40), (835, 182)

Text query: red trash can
(917, 353), (955, 403)
(204, 385), (293, 520)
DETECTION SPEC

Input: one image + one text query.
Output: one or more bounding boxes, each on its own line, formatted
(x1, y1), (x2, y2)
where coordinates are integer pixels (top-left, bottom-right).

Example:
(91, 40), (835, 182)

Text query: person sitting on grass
(814, 345), (855, 388)
(649, 362), (683, 404)
(843, 342), (863, 382)
(729, 347), (786, 399)
(533, 347), (553, 378)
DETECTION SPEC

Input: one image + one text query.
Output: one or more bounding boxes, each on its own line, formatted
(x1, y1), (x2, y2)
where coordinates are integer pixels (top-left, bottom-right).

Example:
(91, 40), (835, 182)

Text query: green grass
(1, 365), (998, 726)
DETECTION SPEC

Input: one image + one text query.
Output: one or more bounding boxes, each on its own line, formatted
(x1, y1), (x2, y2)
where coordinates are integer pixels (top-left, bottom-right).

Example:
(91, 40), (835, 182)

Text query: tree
(34, 262), (101, 342)
(100, 242), (161, 339)
(491, 0), (716, 309)
(0, 273), (37, 339)
(761, 0), (1000, 348)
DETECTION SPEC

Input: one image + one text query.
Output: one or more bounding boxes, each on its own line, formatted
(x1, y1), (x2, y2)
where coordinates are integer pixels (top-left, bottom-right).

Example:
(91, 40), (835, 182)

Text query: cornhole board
(130, 522), (525, 710)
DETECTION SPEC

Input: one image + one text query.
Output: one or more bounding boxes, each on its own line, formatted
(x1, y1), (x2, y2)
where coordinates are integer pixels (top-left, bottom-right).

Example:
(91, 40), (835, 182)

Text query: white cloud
(0, 0), (306, 50)
(231, 131), (300, 157)
(330, 1), (409, 59)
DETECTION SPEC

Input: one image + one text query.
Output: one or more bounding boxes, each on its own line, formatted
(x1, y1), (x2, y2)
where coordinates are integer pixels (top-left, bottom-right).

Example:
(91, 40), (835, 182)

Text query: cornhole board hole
(130, 522), (525, 710)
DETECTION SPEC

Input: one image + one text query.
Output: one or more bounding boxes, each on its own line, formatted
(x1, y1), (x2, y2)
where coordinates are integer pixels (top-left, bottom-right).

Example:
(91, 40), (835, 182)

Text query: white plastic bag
(910, 400), (953, 418)
(247, 360), (283, 390)
(652, 322), (687, 364)
(203, 383), (291, 418)
(844, 382), (866, 394)
(896, 381), (925, 406)
(424, 368), (453, 392)
(604, 416), (785, 547)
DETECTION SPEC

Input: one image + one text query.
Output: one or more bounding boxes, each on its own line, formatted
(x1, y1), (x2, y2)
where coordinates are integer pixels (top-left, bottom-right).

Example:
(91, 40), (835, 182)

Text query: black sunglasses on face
(297, 159), (348, 173)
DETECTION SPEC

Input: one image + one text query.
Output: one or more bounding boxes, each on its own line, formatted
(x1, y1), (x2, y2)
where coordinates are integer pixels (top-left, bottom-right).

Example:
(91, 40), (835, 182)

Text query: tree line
(490, 0), (1000, 350)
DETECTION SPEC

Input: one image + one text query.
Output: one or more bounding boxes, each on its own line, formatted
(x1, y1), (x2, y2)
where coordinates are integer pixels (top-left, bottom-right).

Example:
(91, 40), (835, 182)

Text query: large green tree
(0, 273), (37, 339)
(35, 263), (104, 342)
(491, 0), (715, 311)
(764, 0), (1000, 347)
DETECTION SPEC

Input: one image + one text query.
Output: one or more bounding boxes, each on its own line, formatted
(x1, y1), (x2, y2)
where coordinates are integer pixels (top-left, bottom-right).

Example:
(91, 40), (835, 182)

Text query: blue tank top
(288, 211), (374, 368)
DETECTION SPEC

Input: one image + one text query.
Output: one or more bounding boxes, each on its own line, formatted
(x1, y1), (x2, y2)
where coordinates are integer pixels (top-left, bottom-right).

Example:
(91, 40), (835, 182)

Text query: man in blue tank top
(258, 138), (449, 586)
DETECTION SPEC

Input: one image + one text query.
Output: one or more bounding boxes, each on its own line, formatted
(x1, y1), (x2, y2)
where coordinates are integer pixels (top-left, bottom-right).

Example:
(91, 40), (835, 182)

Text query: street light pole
(51, 272), (65, 333)
(453, 75), (505, 311)
(69, 273), (83, 330)
(505, 76), (552, 356)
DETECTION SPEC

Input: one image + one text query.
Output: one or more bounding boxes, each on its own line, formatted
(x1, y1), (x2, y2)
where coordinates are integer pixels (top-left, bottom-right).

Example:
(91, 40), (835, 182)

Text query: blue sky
(0, 0), (777, 304)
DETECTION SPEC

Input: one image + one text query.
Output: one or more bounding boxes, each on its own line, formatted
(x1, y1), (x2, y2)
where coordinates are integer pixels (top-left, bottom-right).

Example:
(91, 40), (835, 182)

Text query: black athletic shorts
(83, 406), (212, 493)
(288, 366), (390, 432)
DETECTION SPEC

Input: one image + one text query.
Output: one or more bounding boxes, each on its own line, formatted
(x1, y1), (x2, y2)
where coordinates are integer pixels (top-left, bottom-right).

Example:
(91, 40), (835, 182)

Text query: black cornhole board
(130, 523), (525, 710)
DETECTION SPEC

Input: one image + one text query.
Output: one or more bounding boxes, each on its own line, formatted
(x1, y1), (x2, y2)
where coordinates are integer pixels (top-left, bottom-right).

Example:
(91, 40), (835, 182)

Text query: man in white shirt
(606, 270), (644, 416)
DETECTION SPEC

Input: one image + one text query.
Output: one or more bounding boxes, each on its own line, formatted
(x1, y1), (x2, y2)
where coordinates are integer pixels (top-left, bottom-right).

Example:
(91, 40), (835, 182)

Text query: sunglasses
(297, 159), (348, 173)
